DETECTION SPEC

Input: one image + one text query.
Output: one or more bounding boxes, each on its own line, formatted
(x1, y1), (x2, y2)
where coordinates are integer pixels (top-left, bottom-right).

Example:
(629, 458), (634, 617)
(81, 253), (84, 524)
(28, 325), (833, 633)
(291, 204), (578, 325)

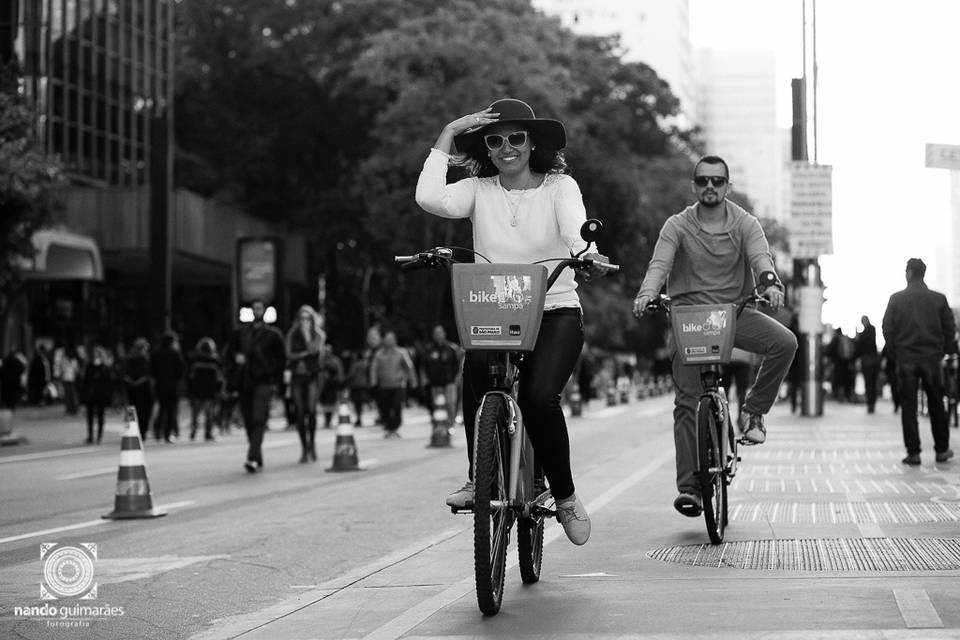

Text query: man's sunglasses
(693, 176), (728, 187)
(484, 131), (529, 151)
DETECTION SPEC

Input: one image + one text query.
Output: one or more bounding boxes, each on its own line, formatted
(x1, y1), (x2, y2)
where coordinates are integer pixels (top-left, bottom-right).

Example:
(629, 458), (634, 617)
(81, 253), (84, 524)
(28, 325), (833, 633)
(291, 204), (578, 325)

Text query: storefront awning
(20, 230), (103, 281)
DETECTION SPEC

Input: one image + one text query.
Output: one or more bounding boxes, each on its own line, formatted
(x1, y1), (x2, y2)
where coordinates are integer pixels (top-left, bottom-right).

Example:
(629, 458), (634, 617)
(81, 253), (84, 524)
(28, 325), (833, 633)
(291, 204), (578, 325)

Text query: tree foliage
(174, 0), (705, 352)
(0, 62), (65, 318)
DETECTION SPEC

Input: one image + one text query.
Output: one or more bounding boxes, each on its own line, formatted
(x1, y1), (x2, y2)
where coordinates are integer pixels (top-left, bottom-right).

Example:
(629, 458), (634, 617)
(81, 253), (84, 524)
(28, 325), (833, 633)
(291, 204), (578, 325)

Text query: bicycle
(642, 271), (780, 544)
(395, 219), (618, 615)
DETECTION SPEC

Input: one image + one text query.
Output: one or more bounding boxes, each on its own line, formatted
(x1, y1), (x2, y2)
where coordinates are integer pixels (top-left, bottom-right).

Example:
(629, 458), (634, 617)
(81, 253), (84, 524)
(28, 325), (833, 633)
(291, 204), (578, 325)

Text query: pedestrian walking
(224, 299), (286, 473)
(53, 345), (81, 415)
(882, 258), (958, 465)
(0, 349), (26, 411)
(188, 337), (223, 442)
(123, 337), (154, 438)
(826, 327), (857, 403)
(855, 315), (880, 414)
(369, 330), (416, 438)
(421, 324), (463, 426)
(27, 344), (50, 405)
(880, 344), (900, 413)
(81, 345), (114, 444)
(344, 349), (371, 427)
(318, 344), (345, 428)
(286, 305), (324, 462)
(151, 332), (185, 443)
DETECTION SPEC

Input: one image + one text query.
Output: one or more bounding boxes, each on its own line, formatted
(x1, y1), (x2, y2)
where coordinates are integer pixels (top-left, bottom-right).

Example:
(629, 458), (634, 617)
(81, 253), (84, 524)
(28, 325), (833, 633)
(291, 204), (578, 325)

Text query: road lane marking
(56, 466), (119, 480)
(0, 447), (101, 464)
(0, 500), (196, 546)
(362, 444), (676, 640)
(894, 588), (943, 628)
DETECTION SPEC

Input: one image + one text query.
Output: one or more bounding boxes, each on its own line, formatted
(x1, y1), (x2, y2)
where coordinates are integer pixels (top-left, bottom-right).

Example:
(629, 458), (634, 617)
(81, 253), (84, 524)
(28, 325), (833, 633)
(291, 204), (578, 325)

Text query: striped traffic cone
(326, 398), (363, 472)
(103, 407), (166, 520)
(569, 381), (583, 417)
(427, 388), (453, 448)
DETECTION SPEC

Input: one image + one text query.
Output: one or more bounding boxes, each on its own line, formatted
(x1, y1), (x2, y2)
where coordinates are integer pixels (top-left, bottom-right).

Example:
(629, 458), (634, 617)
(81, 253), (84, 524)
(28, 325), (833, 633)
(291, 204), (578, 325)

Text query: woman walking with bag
(286, 305), (324, 462)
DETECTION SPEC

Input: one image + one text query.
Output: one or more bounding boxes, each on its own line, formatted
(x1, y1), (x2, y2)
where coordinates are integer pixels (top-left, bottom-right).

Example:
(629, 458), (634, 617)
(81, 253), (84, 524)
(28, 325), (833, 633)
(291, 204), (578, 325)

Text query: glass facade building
(1, 0), (174, 186)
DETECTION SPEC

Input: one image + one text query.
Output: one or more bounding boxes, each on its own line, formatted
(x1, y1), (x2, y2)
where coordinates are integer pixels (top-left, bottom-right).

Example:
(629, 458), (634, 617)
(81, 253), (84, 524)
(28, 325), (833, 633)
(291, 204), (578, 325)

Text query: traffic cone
(103, 407), (166, 520)
(427, 388), (453, 448)
(326, 398), (363, 472)
(569, 381), (583, 417)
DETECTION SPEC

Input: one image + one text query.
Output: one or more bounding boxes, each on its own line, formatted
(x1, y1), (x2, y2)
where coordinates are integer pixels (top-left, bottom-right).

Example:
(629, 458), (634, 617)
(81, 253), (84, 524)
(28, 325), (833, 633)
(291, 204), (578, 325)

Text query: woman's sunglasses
(484, 131), (529, 151)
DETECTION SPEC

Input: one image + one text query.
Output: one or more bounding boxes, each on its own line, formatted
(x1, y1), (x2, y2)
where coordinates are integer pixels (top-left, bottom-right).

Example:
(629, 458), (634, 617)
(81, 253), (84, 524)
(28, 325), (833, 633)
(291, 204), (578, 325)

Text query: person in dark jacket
(81, 345), (114, 444)
(882, 258), (958, 465)
(188, 337), (223, 442)
(1, 350), (27, 410)
(123, 337), (154, 438)
(151, 332), (185, 443)
(225, 299), (287, 472)
(27, 344), (50, 405)
(855, 315), (880, 414)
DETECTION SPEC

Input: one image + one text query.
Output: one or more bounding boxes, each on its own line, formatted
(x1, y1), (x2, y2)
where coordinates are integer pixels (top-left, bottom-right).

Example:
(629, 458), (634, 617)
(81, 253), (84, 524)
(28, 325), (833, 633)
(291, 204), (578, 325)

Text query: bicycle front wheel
(697, 396), (726, 544)
(473, 394), (511, 615)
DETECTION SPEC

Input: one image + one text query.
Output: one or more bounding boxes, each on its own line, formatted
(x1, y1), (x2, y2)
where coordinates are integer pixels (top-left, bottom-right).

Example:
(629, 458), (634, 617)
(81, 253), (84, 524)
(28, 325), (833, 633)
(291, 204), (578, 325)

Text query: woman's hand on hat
(447, 108), (499, 135)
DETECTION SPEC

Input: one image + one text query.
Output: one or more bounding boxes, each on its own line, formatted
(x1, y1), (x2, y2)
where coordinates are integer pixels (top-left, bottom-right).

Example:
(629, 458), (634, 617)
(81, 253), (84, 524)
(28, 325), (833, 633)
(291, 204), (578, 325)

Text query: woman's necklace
(500, 174), (538, 227)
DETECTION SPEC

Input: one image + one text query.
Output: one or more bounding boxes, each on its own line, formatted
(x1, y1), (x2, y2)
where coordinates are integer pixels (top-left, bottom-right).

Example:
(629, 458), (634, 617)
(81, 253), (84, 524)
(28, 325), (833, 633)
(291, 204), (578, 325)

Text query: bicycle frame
(696, 365), (737, 480)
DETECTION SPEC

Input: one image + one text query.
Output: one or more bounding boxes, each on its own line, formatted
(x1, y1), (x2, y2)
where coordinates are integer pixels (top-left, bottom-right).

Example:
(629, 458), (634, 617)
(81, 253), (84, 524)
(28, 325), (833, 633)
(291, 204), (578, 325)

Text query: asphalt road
(2, 395), (960, 640)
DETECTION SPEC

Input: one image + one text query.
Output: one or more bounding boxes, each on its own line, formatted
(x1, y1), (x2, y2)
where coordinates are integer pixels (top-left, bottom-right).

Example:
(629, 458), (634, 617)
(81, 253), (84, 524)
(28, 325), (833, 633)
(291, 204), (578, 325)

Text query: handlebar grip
(394, 255), (417, 264)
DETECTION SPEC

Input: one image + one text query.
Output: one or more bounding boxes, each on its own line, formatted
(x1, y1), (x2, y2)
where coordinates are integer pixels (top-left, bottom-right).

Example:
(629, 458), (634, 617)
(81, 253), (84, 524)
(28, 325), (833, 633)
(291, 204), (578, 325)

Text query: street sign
(925, 143), (960, 170)
(788, 162), (833, 258)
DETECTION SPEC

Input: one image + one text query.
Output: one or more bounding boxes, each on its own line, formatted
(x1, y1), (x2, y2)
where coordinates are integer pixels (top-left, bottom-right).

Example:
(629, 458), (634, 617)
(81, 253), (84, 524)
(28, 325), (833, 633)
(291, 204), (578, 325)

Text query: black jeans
(461, 307), (584, 501)
(240, 383), (274, 464)
(897, 359), (949, 455)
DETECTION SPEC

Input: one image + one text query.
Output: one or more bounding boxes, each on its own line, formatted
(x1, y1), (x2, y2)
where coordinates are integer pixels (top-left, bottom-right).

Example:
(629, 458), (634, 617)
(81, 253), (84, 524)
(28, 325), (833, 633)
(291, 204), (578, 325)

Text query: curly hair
(455, 129), (568, 178)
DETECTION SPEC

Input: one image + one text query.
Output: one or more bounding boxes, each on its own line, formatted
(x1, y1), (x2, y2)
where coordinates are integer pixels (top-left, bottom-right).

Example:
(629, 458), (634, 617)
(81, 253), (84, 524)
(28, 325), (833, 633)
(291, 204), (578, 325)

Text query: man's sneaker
(445, 480), (474, 509)
(936, 449), (954, 463)
(673, 492), (702, 517)
(902, 453), (921, 466)
(555, 493), (591, 545)
(740, 411), (767, 444)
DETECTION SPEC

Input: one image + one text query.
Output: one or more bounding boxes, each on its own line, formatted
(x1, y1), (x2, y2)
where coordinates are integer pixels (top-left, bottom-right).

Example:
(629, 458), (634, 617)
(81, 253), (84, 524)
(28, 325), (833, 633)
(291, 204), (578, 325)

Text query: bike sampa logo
(680, 310), (727, 336)
(41, 543), (97, 600)
(467, 275), (533, 311)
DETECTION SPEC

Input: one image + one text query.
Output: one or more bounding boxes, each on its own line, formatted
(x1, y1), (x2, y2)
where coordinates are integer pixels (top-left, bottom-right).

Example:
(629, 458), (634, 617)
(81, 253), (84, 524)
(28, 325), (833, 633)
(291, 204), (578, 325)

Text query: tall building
(1, 1), (306, 353)
(532, 0), (696, 123)
(695, 49), (784, 221)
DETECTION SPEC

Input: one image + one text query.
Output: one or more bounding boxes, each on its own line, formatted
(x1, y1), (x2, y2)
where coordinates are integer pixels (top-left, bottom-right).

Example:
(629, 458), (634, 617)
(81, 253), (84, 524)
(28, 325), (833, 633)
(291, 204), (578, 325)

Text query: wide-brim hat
(453, 98), (566, 153)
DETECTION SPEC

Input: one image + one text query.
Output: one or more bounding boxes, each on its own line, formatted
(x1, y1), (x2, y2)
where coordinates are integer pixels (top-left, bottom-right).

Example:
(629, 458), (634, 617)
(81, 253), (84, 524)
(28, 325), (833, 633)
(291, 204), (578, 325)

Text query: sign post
(789, 162), (832, 417)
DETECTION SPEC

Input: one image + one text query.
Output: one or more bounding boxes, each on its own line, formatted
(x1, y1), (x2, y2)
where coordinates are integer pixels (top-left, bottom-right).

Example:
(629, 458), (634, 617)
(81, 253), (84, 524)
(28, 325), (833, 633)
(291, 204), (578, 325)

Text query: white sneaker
(445, 480), (474, 508)
(556, 493), (591, 545)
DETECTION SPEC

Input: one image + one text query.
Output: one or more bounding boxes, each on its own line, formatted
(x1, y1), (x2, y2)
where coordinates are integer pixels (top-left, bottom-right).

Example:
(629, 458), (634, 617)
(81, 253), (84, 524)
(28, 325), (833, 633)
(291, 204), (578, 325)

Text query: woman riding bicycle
(415, 97), (610, 545)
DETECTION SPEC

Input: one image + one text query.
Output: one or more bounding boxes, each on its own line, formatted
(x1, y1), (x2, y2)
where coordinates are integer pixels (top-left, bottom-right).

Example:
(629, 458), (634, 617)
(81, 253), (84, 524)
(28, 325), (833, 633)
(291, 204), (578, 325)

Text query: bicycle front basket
(670, 303), (737, 365)
(450, 263), (548, 352)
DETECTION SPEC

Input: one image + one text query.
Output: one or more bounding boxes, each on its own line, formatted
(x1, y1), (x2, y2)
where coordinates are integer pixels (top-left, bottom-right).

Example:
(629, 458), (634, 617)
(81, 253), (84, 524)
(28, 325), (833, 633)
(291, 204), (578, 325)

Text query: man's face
(692, 163), (730, 208)
(432, 326), (446, 343)
(251, 301), (266, 322)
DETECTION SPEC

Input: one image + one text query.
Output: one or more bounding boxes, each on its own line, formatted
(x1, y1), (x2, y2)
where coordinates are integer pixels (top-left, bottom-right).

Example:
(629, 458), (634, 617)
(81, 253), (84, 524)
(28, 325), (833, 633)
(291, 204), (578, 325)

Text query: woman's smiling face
(485, 123), (532, 176)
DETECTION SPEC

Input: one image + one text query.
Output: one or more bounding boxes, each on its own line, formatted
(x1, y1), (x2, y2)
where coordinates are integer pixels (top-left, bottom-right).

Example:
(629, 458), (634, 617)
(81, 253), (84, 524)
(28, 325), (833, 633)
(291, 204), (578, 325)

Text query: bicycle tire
(473, 394), (511, 615)
(697, 396), (726, 544)
(517, 468), (545, 584)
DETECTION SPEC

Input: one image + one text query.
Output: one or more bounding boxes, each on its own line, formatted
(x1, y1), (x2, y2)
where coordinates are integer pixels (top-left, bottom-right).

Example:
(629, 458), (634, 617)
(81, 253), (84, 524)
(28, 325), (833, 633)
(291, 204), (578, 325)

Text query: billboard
(236, 237), (282, 306)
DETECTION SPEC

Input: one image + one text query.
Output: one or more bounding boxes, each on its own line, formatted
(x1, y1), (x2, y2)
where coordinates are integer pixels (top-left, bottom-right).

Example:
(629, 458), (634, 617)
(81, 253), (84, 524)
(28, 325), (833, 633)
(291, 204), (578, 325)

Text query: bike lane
(192, 397), (960, 639)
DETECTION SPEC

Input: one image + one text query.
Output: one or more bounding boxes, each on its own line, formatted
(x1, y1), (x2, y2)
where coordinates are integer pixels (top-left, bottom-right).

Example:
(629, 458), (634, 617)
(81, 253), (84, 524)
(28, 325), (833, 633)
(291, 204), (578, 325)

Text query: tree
(0, 62), (65, 319)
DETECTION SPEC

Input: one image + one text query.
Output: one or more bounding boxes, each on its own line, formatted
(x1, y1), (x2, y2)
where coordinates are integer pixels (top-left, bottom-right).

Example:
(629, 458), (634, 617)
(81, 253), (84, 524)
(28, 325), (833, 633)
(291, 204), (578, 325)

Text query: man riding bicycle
(632, 156), (797, 517)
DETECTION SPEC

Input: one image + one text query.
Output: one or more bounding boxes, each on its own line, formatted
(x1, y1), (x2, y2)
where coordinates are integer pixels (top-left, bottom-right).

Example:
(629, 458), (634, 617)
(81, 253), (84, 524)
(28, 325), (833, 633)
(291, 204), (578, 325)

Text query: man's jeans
(240, 383), (275, 464)
(672, 307), (797, 493)
(897, 359), (949, 455)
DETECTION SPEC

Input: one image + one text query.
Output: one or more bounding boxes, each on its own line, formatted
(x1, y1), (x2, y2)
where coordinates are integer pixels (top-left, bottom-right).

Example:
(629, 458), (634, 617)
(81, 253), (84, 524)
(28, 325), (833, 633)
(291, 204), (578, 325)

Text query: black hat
(454, 98), (566, 153)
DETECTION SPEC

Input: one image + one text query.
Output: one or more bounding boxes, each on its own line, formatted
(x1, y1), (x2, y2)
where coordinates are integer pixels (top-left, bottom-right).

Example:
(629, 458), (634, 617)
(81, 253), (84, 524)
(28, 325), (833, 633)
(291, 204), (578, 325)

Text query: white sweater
(414, 148), (588, 310)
